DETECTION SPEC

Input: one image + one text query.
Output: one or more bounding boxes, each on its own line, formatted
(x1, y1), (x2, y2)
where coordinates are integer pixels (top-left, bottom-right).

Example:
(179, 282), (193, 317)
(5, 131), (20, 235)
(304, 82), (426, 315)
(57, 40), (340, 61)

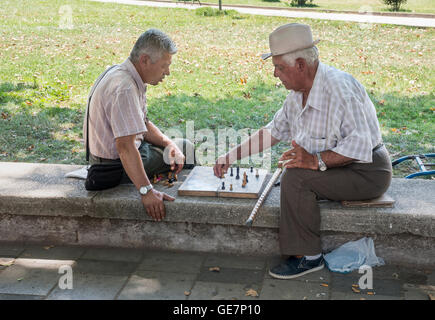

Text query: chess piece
(230, 167), (233, 177)
(222, 181), (225, 190)
(230, 184), (233, 191)
(174, 174), (178, 181)
(242, 172), (247, 188)
(236, 166), (240, 180)
(153, 175), (157, 184)
(250, 166), (253, 173)
(168, 171), (172, 179)
(255, 168), (259, 178)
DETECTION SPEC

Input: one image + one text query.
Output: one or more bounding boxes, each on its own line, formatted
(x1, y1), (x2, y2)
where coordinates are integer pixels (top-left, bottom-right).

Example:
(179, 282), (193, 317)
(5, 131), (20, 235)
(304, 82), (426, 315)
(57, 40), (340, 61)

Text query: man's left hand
(279, 140), (318, 170)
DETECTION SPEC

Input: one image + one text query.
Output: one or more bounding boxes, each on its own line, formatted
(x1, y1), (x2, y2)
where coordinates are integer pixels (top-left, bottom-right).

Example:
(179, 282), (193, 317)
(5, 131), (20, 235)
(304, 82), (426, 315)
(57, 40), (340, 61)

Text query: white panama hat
(261, 23), (320, 60)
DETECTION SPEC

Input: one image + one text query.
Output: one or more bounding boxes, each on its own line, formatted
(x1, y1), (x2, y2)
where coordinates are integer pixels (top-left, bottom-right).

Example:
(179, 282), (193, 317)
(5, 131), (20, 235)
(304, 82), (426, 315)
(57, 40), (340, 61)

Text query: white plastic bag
(324, 237), (385, 273)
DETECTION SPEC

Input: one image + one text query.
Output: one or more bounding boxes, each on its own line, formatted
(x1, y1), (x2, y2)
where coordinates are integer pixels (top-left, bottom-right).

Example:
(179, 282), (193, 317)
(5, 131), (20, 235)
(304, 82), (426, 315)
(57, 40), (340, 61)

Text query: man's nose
(273, 68), (278, 78)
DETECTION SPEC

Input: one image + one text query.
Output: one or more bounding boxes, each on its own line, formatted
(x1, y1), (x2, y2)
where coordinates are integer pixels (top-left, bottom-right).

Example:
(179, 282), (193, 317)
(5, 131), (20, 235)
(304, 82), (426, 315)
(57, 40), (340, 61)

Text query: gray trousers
(279, 145), (392, 256)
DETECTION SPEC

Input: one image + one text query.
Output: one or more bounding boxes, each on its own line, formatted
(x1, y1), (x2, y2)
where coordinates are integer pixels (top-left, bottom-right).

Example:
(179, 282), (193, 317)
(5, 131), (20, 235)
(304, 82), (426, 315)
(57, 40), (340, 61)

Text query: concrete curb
(0, 162), (434, 267)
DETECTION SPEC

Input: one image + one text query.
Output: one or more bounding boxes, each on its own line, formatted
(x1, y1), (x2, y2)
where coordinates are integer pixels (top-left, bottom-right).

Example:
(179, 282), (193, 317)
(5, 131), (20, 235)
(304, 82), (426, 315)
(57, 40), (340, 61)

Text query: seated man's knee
(281, 168), (306, 188)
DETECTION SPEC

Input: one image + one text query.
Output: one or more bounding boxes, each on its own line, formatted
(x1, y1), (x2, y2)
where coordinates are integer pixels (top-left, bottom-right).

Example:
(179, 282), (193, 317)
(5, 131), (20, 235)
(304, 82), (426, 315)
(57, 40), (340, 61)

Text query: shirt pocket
(309, 137), (327, 153)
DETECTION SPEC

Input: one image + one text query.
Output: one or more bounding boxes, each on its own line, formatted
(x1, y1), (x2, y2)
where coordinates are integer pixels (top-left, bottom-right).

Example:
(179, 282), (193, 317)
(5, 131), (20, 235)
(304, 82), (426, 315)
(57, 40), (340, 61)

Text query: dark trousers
(279, 145), (392, 256)
(90, 138), (196, 183)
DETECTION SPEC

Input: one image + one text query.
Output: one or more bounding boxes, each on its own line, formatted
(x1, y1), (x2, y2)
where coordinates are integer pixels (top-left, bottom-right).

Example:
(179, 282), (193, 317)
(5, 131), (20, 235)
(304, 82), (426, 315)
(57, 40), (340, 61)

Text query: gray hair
(130, 29), (177, 64)
(281, 46), (319, 67)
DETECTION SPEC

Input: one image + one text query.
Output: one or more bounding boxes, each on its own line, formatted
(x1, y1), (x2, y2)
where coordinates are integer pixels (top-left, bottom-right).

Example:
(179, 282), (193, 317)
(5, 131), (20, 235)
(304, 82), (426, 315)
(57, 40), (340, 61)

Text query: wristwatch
(316, 152), (327, 171)
(139, 184), (153, 196)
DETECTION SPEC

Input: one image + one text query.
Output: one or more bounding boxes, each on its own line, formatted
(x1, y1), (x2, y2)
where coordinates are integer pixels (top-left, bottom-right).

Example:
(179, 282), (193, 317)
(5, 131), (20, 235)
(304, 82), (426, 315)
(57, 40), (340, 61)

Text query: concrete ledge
(1, 162), (434, 267)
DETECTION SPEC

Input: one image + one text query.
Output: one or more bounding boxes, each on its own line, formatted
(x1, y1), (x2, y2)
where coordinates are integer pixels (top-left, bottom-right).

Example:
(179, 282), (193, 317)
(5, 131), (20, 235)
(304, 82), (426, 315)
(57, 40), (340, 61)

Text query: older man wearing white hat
(214, 23), (392, 279)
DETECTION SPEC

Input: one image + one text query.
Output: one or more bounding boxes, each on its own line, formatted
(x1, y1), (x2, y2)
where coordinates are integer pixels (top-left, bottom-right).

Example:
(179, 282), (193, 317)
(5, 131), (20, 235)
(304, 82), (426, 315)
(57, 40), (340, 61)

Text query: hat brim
(261, 39), (320, 61)
(261, 53), (272, 60)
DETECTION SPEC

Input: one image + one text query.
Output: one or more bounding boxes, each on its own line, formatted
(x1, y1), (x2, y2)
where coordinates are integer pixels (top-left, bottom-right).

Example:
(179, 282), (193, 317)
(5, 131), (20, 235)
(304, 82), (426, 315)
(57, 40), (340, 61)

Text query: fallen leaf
(320, 283), (329, 287)
(17, 278), (24, 281)
(0, 260), (14, 267)
(245, 289), (258, 297)
(367, 291), (375, 295)
(43, 245), (54, 250)
(352, 287), (361, 293)
(209, 266), (220, 272)
(184, 291), (191, 296)
(352, 284), (359, 288)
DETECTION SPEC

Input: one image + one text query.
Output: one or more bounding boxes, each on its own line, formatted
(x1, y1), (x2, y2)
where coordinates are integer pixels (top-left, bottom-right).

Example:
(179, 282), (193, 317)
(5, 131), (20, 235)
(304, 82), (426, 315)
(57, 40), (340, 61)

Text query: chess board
(177, 166), (269, 199)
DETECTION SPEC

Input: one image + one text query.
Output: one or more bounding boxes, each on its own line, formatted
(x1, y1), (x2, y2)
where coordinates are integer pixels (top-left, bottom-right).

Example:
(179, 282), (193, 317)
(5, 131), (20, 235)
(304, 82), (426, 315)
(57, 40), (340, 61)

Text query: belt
(91, 154), (120, 164)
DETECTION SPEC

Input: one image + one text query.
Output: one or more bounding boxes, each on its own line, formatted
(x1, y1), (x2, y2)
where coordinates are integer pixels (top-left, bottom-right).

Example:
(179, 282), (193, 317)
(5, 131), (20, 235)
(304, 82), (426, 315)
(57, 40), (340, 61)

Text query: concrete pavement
(0, 242), (434, 300)
(90, 0), (435, 28)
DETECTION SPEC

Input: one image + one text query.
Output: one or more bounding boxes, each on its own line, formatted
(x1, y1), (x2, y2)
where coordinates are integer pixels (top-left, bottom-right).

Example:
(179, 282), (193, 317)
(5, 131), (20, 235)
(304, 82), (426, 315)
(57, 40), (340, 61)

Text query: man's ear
(295, 58), (306, 72)
(139, 54), (152, 67)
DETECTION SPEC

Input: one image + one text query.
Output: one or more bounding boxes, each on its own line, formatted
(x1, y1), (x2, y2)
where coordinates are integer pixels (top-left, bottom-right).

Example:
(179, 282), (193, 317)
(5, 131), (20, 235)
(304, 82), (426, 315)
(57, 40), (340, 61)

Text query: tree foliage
(290, 0), (315, 7)
(382, 0), (408, 11)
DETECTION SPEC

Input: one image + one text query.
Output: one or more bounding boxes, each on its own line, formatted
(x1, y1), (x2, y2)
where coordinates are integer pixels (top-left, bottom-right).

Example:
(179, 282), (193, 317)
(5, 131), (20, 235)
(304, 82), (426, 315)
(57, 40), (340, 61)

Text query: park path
(91, 0), (435, 28)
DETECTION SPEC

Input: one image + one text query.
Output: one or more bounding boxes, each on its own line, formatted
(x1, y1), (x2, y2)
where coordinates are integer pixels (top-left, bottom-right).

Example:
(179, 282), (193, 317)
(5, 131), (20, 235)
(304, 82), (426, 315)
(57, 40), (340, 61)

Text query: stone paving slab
(72, 259), (138, 276)
(80, 247), (143, 263)
(47, 273), (128, 300)
(188, 281), (260, 300)
(20, 245), (86, 261)
(138, 250), (205, 274)
(197, 266), (264, 286)
(0, 258), (74, 296)
(260, 279), (329, 300)
(118, 271), (196, 300)
(203, 254), (266, 271)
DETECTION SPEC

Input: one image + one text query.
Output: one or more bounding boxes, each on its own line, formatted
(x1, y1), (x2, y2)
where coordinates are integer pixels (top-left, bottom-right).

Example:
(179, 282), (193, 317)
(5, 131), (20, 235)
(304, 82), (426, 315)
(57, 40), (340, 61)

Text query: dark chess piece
(230, 167), (233, 177)
(236, 166), (240, 180)
(221, 181), (225, 190)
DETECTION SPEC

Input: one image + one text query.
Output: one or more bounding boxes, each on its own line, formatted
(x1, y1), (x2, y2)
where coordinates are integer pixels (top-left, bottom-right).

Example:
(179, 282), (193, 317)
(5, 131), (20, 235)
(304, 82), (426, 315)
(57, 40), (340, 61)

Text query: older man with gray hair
(84, 29), (195, 222)
(214, 23), (392, 279)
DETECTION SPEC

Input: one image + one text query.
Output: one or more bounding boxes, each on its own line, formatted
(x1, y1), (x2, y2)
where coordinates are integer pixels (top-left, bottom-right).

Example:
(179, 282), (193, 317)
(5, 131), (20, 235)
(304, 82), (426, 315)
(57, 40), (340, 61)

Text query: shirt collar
(305, 61), (325, 111)
(121, 58), (147, 94)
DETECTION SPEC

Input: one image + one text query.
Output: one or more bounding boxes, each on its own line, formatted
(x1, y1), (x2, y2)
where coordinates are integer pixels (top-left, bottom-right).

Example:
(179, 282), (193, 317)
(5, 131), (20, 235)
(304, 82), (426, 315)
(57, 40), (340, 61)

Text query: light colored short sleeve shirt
(265, 62), (382, 163)
(84, 58), (148, 159)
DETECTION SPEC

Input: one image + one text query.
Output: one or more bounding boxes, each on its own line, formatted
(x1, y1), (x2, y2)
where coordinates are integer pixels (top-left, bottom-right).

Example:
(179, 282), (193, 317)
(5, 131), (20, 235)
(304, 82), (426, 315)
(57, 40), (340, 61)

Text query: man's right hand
(213, 154), (232, 178)
(141, 189), (175, 222)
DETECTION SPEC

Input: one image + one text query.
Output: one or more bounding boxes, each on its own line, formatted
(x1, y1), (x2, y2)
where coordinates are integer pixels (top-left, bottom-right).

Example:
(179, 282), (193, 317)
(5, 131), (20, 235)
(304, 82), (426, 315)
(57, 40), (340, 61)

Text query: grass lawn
(0, 0), (434, 178)
(184, 0), (435, 14)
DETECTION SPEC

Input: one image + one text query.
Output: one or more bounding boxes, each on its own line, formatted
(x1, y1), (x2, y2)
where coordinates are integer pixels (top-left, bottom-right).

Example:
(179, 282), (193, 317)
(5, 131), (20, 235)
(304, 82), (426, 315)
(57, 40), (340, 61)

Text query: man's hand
(141, 189), (175, 221)
(213, 154), (232, 178)
(279, 140), (318, 170)
(166, 143), (185, 174)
